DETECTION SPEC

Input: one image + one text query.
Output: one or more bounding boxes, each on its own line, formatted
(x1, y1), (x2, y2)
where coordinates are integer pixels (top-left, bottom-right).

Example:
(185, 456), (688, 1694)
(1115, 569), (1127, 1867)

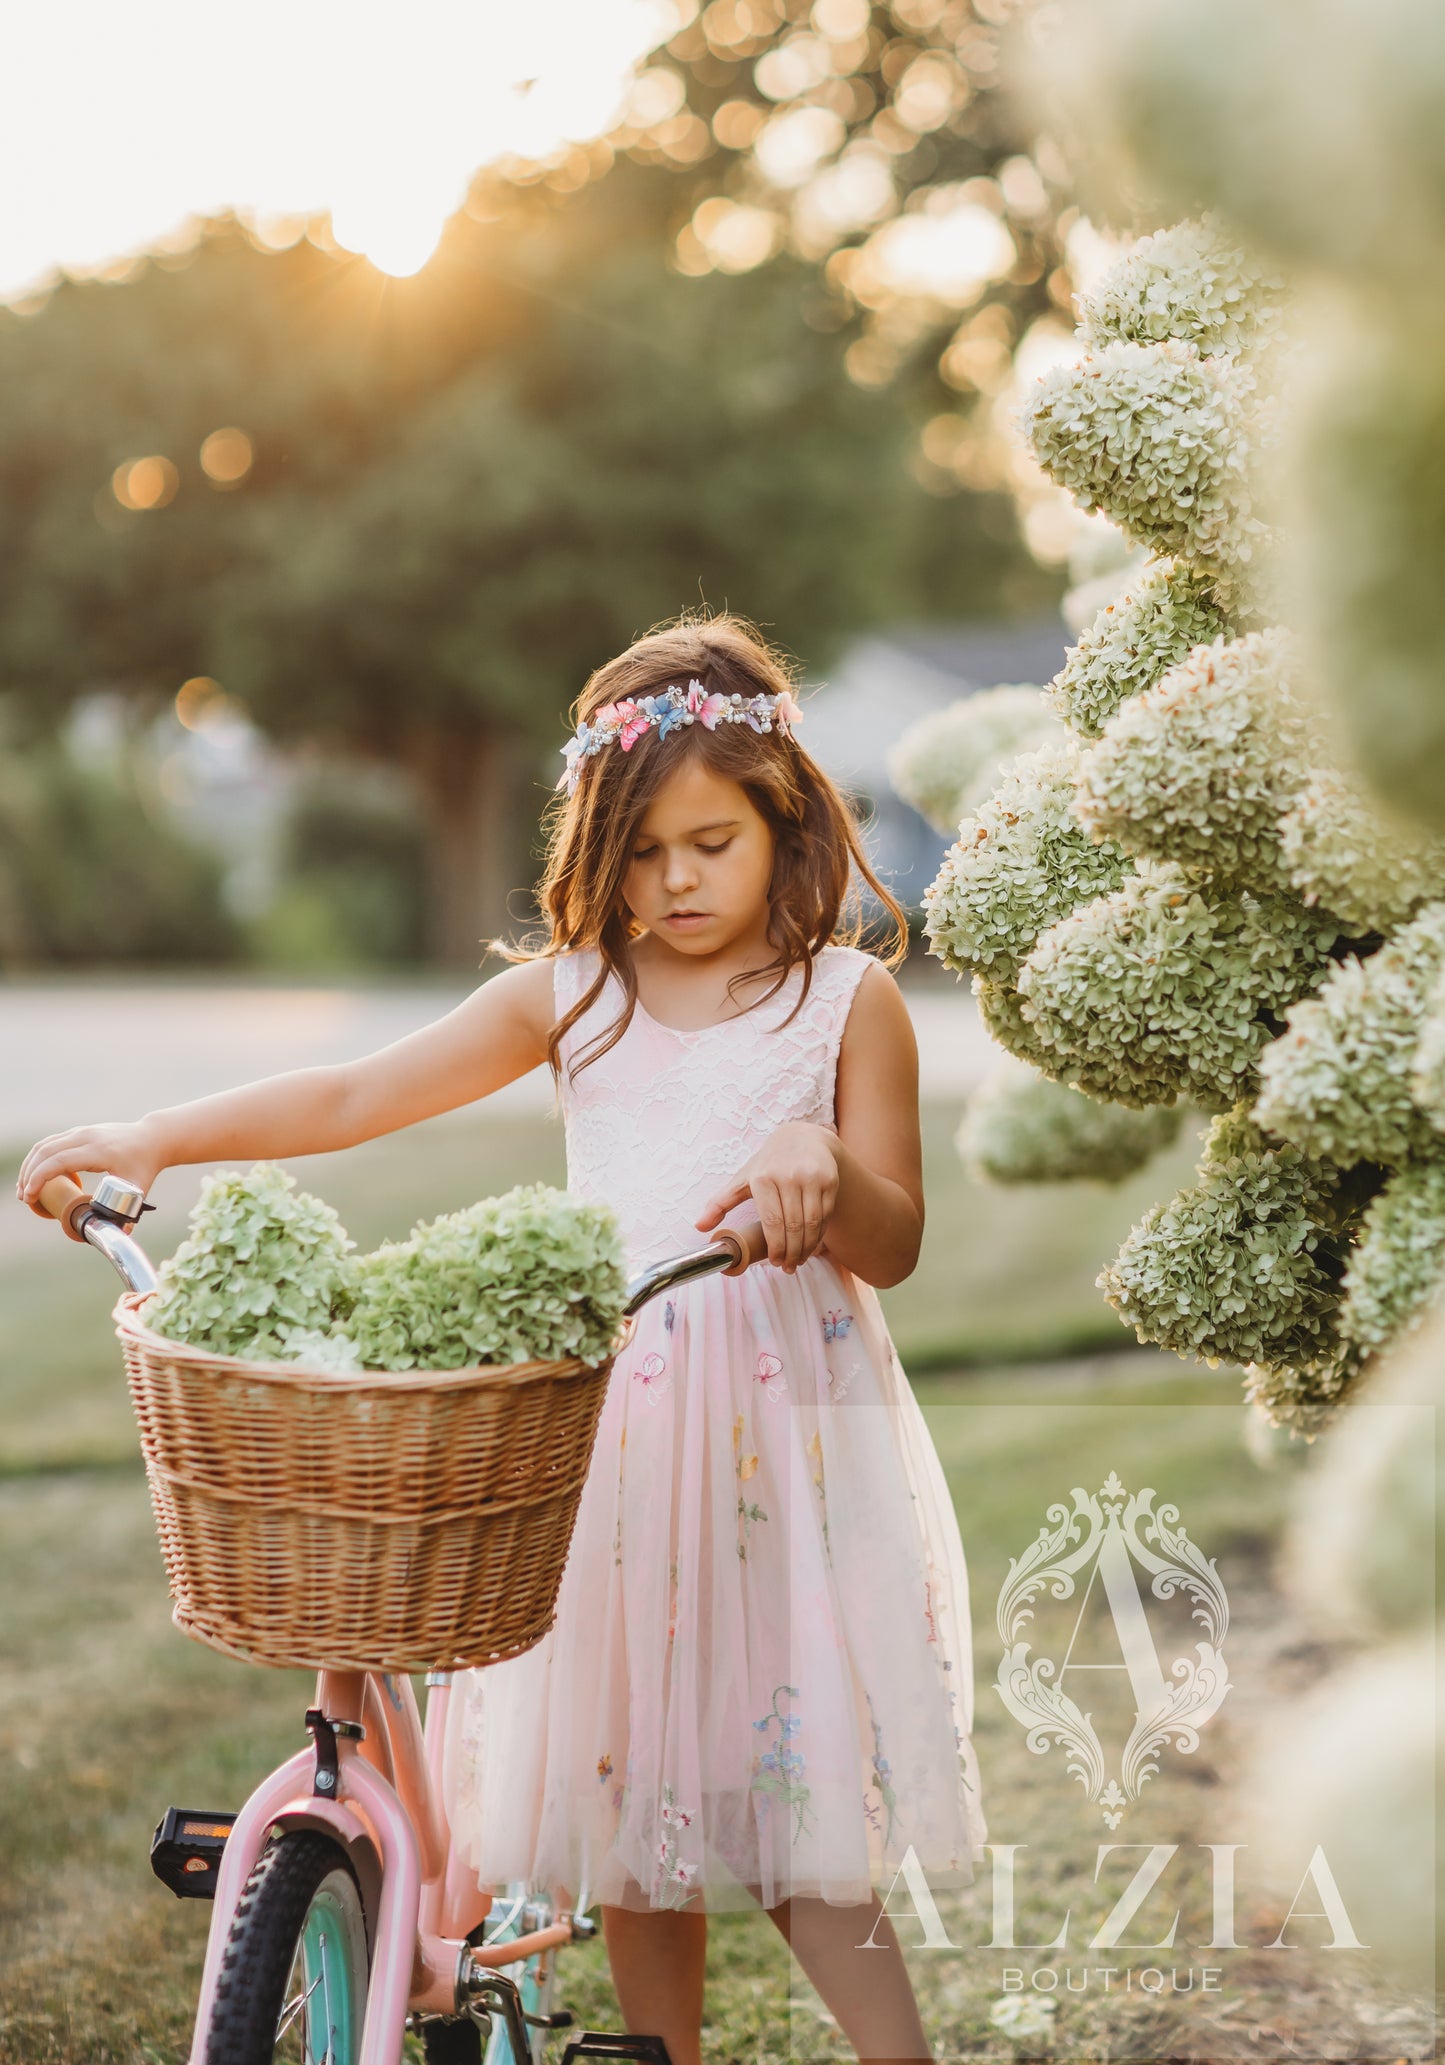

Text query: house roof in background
(801, 615), (1069, 791)
(880, 616), (1072, 690)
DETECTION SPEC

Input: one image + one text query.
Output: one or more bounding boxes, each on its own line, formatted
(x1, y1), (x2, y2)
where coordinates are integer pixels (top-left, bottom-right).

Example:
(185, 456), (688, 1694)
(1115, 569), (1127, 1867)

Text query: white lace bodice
(553, 943), (876, 1271)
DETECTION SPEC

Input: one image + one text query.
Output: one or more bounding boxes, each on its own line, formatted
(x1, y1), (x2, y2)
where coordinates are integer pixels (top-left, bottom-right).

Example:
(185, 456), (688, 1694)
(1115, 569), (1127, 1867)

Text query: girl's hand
(694, 1121), (840, 1273)
(16, 1120), (164, 1219)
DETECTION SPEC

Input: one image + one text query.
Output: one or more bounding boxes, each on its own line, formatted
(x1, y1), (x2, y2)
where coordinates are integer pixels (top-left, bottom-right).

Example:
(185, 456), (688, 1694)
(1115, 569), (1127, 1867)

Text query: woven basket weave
(114, 1291), (630, 1672)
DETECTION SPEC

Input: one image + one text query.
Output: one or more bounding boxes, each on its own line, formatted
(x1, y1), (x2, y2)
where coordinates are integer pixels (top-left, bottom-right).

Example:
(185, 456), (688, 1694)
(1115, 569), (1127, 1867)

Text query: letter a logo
(995, 1472), (1230, 1826)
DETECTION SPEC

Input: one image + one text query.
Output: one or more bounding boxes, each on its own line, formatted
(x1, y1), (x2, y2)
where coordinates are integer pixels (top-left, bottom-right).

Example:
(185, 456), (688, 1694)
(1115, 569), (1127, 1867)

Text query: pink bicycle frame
(189, 1669), (574, 2064)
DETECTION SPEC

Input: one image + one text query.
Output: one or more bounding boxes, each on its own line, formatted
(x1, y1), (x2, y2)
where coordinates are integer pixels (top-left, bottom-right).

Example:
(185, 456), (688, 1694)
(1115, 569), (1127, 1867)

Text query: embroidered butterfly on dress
(753, 1351), (787, 1402)
(821, 1309), (854, 1343)
(634, 1351), (671, 1402)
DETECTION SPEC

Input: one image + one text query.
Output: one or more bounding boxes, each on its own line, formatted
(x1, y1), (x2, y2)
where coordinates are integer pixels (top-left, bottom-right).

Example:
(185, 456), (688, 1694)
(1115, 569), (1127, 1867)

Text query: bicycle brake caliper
(304, 1708), (365, 1798)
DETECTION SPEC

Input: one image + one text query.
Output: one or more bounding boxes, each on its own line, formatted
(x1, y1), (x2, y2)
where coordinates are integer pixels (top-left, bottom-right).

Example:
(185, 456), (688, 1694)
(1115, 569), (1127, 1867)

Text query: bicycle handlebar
(33, 1170), (771, 1320)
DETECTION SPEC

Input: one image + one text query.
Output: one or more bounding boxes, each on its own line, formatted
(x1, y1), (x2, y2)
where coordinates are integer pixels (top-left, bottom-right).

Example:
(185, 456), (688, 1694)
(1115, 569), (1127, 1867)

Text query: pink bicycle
(38, 1168), (766, 2065)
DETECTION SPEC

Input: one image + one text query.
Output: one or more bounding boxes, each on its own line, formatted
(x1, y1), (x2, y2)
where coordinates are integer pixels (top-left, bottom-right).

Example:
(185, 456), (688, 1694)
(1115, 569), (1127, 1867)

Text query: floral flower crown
(556, 678), (804, 798)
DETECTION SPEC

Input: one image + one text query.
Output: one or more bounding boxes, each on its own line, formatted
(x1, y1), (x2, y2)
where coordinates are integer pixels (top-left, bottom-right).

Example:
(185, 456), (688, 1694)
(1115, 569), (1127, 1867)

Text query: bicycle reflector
(150, 1806), (237, 1900)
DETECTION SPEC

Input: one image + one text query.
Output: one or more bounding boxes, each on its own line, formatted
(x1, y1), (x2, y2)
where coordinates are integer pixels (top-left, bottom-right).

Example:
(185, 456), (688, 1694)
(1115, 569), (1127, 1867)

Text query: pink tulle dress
(442, 942), (986, 1914)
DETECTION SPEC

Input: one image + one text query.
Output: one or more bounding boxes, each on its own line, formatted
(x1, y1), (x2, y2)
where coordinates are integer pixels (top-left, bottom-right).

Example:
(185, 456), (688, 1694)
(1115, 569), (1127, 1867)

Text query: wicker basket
(114, 1291), (632, 1673)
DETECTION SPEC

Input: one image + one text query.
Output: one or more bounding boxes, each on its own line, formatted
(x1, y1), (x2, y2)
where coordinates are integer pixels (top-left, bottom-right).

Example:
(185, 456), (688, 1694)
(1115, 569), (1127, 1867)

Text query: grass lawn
(1, 1110), (1429, 2060)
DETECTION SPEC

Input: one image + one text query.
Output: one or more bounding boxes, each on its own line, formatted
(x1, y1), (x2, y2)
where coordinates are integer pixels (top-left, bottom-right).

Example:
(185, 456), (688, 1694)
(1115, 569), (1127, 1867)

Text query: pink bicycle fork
(188, 1669), (575, 2064)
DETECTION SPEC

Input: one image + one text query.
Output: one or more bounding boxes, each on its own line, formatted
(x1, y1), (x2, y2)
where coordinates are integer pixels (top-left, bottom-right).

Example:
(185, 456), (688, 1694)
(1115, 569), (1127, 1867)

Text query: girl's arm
(693, 961), (924, 1288)
(17, 958), (557, 1211)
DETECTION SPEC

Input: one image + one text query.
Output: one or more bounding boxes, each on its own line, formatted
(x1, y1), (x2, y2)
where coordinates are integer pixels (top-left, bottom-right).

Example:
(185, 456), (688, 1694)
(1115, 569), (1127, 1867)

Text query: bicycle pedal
(149, 1806), (236, 1901)
(559, 2034), (673, 2065)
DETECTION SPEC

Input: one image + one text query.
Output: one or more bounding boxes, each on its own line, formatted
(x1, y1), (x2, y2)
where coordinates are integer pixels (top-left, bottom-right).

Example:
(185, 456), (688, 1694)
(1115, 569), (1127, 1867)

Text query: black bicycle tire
(205, 1828), (370, 2065)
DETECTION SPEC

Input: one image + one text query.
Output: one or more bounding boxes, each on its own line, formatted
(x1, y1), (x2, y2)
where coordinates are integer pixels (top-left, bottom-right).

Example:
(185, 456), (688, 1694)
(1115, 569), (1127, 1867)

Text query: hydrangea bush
(1019, 339), (1268, 579)
(1073, 630), (1309, 889)
(144, 1166), (628, 1374)
(921, 740), (1129, 982)
(1077, 217), (1288, 358)
(1016, 866), (1337, 1110)
(957, 1061), (1181, 1185)
(897, 216), (1445, 1436)
(1100, 1112), (1350, 1388)
(886, 685), (1057, 837)
(1048, 559), (1232, 738)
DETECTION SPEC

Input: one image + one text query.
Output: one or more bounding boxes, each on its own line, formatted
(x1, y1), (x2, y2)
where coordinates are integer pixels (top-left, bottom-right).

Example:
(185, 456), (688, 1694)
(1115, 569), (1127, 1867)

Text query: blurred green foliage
(0, 159), (1048, 966)
(249, 766), (429, 972)
(0, 736), (240, 967)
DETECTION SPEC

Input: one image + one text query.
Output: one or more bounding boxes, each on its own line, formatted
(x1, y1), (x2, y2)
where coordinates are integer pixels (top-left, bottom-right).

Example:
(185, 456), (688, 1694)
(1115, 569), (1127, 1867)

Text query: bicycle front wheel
(206, 1829), (370, 2065)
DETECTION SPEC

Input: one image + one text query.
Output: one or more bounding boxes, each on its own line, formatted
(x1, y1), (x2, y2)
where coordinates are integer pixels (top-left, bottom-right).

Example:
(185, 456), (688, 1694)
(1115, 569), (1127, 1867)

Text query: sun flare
(0, 0), (682, 300)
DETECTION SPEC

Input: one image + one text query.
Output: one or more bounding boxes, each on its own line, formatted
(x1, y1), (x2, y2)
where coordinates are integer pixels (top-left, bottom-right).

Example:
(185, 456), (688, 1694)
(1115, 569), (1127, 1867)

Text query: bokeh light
(112, 455), (180, 510)
(199, 428), (254, 487)
(174, 677), (234, 730)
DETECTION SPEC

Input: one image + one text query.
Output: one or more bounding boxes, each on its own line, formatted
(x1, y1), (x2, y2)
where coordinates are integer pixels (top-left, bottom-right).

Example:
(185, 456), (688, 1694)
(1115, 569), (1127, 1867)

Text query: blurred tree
(0, 159), (1040, 964)
(0, 733), (241, 968)
(590, 0), (1072, 492)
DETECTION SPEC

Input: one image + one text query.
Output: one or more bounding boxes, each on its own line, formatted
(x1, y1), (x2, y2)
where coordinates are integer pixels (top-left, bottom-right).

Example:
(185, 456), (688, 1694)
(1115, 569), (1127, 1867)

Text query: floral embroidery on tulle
(732, 1414), (767, 1560)
(821, 1308), (854, 1343)
(667, 1555), (679, 1645)
(597, 1753), (613, 1782)
(863, 1690), (899, 1846)
(633, 1351), (671, 1402)
(750, 1685), (814, 1842)
(826, 1359), (861, 1404)
(753, 1350), (787, 1401)
(663, 1298), (675, 1334)
(612, 1426), (625, 1568)
(806, 1427), (833, 1566)
(653, 1784), (700, 1908)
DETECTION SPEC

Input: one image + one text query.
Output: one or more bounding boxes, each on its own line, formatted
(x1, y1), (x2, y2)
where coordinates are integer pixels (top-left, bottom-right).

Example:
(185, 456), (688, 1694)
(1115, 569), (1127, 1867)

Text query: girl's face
(620, 757), (775, 956)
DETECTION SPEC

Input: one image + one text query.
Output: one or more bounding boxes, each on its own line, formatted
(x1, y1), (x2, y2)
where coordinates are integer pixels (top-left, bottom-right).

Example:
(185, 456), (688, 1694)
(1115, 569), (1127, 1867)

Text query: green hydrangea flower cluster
(1017, 865), (1338, 1109)
(1240, 1356), (1358, 1443)
(1100, 1112), (1348, 1377)
(1020, 339), (1267, 574)
(1078, 218), (1288, 358)
(144, 1166), (628, 1374)
(1253, 904), (1445, 1164)
(956, 1062), (1182, 1185)
(1074, 630), (1308, 890)
(972, 972), (1060, 1076)
(343, 1184), (628, 1372)
(899, 216), (1445, 1424)
(1049, 558), (1232, 738)
(1280, 767), (1445, 934)
(1340, 1161), (1445, 1361)
(887, 686), (1057, 837)
(922, 740), (1130, 982)
(1410, 967), (1445, 1127)
(146, 1164), (355, 1362)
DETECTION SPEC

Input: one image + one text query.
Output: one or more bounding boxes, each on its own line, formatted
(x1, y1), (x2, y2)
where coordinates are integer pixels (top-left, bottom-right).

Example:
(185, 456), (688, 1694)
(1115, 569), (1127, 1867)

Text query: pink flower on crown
(681, 679), (729, 727)
(619, 705), (653, 750)
(593, 701), (626, 731)
(774, 689), (803, 733)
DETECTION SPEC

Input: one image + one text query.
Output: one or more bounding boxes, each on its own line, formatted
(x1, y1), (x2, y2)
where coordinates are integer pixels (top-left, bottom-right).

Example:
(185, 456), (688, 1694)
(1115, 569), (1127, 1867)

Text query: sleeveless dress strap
(550, 948), (597, 1099)
(812, 945), (876, 1130)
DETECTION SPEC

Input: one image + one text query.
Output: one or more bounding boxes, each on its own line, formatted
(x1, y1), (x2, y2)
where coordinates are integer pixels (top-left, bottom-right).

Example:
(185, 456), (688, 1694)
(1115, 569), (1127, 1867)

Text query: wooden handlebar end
(36, 1174), (90, 1243)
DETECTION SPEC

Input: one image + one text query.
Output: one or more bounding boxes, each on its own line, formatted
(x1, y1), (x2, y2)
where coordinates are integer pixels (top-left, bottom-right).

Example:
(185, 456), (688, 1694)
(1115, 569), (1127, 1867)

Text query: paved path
(0, 976), (992, 1152)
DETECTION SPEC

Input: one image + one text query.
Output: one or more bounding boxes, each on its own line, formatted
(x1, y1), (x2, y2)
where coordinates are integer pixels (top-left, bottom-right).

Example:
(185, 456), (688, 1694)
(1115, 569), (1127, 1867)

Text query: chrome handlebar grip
(78, 1212), (158, 1297)
(622, 1241), (737, 1318)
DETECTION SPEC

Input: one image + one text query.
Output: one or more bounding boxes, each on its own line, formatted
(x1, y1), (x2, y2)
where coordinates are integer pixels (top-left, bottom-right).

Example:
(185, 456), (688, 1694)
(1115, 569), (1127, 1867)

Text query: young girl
(17, 613), (985, 2065)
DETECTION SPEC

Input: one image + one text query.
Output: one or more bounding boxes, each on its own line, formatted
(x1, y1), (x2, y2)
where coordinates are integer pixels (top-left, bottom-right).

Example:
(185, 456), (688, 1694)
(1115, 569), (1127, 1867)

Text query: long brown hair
(487, 611), (908, 1085)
